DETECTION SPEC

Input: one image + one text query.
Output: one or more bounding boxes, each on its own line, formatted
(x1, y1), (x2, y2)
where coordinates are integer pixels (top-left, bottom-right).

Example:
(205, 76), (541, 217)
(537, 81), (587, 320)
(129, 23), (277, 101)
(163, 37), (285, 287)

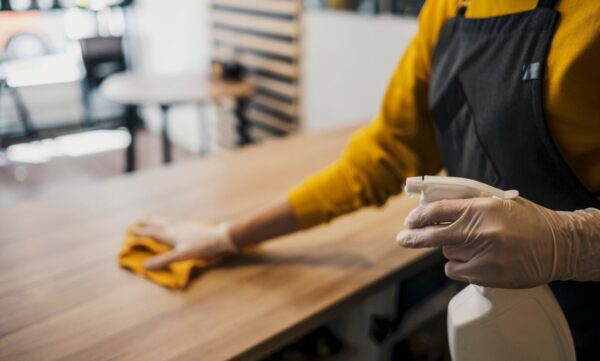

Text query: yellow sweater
(288, 0), (600, 229)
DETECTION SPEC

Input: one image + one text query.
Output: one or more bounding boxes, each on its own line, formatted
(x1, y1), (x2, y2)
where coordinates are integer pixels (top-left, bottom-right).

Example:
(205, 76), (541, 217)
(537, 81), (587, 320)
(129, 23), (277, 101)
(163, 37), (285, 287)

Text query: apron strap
(537, 0), (558, 8)
(456, 0), (469, 16)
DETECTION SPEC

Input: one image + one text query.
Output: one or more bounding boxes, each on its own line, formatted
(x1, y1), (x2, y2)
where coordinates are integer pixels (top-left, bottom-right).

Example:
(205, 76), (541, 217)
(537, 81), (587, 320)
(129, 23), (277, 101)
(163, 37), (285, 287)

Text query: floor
(0, 129), (194, 208)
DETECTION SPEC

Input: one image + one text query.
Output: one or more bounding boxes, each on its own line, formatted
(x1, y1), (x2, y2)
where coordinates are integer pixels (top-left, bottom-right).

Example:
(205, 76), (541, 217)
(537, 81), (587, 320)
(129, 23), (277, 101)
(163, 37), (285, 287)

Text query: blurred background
(0, 0), (422, 205)
(0, 1), (460, 360)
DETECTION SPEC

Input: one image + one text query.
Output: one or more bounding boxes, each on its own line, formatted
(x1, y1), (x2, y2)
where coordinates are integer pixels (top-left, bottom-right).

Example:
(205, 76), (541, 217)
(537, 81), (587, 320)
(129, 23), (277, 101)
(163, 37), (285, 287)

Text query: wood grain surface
(0, 124), (437, 361)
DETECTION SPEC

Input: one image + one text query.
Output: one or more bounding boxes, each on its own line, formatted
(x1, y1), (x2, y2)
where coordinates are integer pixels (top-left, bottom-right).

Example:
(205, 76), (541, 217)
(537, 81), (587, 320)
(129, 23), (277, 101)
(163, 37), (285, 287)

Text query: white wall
(302, 11), (418, 131)
(131, 0), (215, 153)
(131, 0), (211, 75)
(129, 8), (419, 151)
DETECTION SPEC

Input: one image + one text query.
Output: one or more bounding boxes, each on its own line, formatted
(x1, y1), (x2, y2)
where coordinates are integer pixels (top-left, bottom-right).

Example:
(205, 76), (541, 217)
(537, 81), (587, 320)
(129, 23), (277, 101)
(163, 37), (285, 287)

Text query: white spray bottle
(404, 176), (576, 361)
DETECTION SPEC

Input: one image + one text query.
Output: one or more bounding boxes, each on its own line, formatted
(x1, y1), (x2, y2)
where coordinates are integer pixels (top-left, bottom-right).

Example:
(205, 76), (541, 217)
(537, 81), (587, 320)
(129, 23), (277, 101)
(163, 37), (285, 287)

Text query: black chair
(79, 36), (126, 89)
(79, 36), (138, 172)
(0, 0), (12, 11)
(79, 36), (127, 123)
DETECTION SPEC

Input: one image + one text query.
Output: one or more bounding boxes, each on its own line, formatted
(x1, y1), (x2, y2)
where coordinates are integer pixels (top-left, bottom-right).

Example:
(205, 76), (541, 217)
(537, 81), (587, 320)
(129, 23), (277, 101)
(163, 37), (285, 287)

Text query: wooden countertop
(0, 124), (437, 361)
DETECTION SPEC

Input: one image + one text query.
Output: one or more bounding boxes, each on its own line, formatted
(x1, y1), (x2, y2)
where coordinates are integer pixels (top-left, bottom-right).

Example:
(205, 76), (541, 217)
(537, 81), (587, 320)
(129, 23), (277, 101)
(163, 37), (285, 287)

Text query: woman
(136, 0), (600, 358)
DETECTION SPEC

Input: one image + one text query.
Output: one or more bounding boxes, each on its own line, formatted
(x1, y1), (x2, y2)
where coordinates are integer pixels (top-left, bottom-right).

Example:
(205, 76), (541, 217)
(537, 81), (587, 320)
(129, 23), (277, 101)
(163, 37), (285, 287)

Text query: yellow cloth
(118, 226), (210, 289)
(288, 0), (600, 229)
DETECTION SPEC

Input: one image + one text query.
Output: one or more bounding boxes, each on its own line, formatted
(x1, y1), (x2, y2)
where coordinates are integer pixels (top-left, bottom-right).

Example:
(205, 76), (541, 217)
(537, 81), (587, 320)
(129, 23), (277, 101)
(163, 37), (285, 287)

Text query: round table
(100, 72), (254, 165)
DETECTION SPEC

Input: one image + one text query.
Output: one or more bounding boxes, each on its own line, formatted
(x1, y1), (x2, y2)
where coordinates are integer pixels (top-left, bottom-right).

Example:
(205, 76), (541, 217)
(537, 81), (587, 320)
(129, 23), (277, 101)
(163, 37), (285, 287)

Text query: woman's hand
(133, 198), (300, 270)
(134, 218), (238, 270)
(396, 197), (600, 288)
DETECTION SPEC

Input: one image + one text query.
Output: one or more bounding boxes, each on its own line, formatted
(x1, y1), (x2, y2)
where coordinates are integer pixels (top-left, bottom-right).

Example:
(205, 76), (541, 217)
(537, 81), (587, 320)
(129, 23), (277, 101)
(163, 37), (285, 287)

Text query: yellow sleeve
(288, 0), (457, 229)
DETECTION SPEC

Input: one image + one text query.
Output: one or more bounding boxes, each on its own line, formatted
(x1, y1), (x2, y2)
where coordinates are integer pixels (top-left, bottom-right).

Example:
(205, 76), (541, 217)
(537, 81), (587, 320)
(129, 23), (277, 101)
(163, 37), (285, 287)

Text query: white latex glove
(134, 218), (238, 270)
(396, 196), (600, 288)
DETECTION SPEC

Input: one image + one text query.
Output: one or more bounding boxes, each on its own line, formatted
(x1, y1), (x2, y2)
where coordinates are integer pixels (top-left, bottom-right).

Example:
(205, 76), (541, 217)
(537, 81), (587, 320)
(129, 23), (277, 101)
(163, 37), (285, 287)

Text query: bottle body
(448, 285), (576, 361)
(403, 176), (576, 360)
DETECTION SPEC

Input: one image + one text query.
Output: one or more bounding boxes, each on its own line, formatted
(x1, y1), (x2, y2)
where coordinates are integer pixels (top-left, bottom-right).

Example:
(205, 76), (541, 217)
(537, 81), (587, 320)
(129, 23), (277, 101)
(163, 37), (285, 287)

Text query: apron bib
(428, 0), (600, 358)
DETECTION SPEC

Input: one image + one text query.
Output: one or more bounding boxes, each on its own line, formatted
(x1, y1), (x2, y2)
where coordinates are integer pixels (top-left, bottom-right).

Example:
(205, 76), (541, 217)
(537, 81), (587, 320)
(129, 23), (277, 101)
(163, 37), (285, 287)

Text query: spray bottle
(404, 176), (576, 361)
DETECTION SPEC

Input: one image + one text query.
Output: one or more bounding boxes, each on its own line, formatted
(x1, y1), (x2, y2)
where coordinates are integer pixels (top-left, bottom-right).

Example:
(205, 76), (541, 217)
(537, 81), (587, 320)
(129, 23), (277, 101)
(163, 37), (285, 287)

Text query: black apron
(428, 0), (600, 358)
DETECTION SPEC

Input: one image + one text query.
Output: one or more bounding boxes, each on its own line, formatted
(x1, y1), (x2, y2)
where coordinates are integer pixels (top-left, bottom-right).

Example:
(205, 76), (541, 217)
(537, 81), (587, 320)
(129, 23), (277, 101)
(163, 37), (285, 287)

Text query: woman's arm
(397, 197), (600, 287)
(138, 0), (457, 269)
(137, 197), (299, 270)
(285, 0), (456, 229)
(229, 197), (300, 248)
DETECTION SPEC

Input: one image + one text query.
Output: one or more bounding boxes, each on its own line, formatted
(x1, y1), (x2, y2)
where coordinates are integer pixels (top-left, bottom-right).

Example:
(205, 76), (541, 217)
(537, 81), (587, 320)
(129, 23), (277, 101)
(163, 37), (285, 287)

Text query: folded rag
(118, 225), (212, 289)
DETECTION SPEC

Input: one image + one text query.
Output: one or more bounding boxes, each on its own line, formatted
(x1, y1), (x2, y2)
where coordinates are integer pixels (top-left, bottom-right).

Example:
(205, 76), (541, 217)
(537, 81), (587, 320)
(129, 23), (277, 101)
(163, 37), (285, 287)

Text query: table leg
(160, 104), (172, 163)
(124, 105), (138, 173)
(234, 97), (252, 146)
(8, 83), (36, 137)
(198, 104), (210, 156)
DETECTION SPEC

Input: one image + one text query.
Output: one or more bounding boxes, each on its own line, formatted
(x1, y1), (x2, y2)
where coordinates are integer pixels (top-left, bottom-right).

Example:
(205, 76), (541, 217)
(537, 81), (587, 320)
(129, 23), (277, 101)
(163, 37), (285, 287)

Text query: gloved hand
(134, 218), (238, 270)
(396, 196), (600, 288)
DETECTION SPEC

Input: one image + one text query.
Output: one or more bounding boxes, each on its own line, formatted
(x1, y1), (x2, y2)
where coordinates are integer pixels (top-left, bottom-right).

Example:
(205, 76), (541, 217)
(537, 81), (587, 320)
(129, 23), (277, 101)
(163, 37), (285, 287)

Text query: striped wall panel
(211, 0), (301, 135)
